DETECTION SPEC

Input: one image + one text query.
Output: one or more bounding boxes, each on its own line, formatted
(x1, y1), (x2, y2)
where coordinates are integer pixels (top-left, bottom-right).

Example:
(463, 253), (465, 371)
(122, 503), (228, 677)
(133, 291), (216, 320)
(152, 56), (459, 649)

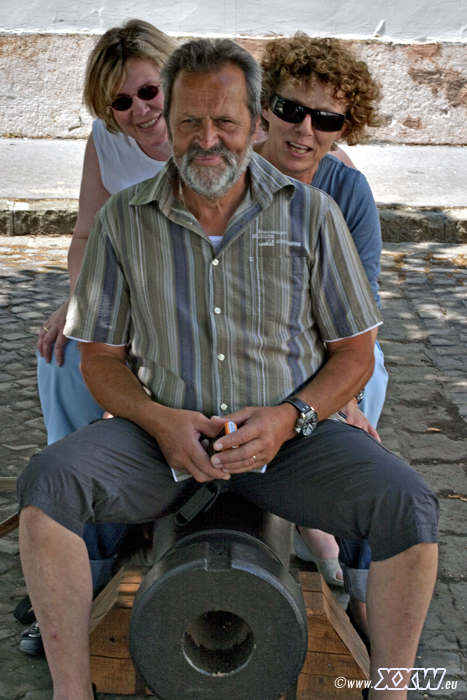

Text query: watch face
(300, 408), (318, 436)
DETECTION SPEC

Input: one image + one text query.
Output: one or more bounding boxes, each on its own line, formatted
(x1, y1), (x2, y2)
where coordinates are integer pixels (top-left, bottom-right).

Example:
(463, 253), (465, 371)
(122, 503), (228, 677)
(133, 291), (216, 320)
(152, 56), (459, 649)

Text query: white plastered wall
(1, 0), (467, 42)
(0, 1), (466, 142)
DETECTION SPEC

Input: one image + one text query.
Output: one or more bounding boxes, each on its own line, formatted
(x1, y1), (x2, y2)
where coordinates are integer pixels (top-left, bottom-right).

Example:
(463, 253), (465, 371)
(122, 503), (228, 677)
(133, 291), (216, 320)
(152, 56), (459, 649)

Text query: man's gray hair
(161, 38), (262, 132)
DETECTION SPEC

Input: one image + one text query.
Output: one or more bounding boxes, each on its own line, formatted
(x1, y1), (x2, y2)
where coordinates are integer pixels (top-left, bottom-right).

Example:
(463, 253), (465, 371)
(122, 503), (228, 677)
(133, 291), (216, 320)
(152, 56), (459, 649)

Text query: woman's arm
(38, 133), (111, 365)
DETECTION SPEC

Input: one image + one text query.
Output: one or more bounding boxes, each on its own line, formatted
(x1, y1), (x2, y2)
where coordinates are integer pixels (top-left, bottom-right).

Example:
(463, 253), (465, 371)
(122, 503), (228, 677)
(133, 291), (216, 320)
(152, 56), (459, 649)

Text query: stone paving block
(404, 434), (467, 463)
(384, 365), (440, 384)
(439, 537), (467, 580)
(435, 357), (465, 369)
(414, 464), (467, 493)
(439, 500), (467, 535)
(419, 622), (460, 651)
(0, 540), (19, 555)
(434, 346), (467, 356)
(382, 341), (430, 366)
(449, 582), (467, 621)
(379, 318), (426, 341)
(415, 649), (465, 678)
(403, 399), (453, 418)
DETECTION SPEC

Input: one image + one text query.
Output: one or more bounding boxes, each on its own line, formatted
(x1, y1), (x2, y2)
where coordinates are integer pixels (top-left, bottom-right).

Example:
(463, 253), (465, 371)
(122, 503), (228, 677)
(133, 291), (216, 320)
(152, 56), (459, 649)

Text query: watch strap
(282, 397), (313, 415)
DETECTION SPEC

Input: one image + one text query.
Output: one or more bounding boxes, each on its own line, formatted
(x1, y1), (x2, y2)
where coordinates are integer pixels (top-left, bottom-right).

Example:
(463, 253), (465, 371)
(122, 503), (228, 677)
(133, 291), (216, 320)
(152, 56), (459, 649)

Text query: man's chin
(181, 166), (237, 200)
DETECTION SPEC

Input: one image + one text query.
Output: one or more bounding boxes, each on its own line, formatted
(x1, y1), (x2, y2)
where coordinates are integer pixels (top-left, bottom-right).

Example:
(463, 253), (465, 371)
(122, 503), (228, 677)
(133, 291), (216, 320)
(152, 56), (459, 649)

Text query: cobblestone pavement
(0, 236), (466, 699)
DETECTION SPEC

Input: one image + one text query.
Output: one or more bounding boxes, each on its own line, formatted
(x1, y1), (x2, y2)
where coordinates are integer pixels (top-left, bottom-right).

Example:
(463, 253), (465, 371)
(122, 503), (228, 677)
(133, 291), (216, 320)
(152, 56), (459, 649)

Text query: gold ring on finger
(253, 455), (257, 463)
(43, 326), (50, 332)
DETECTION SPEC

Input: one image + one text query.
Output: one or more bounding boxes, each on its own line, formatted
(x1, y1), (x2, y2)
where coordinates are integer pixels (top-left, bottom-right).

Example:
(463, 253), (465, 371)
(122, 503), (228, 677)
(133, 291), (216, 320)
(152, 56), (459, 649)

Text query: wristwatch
(282, 397), (319, 436)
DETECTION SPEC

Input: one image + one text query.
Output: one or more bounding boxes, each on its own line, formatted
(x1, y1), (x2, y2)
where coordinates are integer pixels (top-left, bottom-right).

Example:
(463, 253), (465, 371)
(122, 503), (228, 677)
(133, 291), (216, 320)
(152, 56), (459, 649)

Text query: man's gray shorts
(17, 417), (439, 563)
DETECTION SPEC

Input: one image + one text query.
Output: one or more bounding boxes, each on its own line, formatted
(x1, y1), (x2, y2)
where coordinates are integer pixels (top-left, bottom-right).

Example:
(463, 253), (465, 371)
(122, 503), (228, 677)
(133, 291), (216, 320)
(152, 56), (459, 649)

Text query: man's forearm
(296, 334), (375, 422)
(80, 344), (226, 482)
(80, 348), (164, 435)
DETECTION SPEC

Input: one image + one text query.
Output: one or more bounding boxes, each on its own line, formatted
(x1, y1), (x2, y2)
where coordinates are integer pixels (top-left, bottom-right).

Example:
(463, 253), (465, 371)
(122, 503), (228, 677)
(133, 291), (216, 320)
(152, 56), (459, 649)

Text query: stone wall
(0, 34), (466, 144)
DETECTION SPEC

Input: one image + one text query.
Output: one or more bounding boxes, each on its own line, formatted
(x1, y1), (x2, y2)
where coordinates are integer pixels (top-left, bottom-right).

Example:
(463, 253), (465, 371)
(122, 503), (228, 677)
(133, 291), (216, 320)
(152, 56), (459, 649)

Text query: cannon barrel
(129, 491), (308, 700)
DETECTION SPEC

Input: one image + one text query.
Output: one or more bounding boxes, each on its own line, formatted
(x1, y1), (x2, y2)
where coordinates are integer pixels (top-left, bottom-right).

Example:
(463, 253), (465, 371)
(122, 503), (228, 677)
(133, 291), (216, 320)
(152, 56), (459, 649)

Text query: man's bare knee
(19, 505), (83, 549)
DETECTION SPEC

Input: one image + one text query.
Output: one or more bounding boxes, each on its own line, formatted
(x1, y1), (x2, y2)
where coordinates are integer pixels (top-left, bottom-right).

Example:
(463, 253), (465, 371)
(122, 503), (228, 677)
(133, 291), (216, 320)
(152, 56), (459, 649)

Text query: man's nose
(197, 121), (219, 150)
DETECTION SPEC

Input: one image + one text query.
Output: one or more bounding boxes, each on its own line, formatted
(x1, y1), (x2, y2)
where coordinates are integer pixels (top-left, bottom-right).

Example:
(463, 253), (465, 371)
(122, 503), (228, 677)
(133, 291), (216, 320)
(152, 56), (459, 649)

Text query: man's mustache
(184, 143), (237, 165)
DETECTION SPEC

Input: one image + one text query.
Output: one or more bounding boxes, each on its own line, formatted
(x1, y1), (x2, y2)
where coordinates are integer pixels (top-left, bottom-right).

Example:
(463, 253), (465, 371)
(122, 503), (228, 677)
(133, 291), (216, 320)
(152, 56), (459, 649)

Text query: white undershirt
(209, 235), (223, 250)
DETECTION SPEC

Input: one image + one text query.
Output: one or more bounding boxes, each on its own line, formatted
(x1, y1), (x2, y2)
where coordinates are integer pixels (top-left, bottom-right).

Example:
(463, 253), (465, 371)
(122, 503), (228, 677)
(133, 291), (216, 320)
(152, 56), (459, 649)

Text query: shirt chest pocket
(245, 256), (312, 331)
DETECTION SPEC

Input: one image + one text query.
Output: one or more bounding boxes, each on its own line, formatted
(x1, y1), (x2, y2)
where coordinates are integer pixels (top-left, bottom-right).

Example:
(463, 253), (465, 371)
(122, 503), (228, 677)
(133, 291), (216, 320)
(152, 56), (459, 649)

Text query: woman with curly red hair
(256, 33), (385, 644)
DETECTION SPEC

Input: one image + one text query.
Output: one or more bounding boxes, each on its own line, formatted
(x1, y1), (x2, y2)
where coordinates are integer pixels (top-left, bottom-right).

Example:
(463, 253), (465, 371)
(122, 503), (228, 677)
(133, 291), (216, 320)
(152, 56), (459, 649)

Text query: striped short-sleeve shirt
(65, 153), (382, 417)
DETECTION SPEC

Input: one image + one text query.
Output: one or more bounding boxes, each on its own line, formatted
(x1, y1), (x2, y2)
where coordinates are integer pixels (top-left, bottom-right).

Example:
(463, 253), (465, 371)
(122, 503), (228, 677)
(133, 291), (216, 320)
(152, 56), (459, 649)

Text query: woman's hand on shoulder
(37, 300), (70, 366)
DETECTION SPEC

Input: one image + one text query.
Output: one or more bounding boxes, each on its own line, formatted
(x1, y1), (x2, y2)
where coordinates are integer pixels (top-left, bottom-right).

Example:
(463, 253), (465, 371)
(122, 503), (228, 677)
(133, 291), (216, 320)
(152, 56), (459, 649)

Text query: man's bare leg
(19, 505), (94, 700)
(366, 543), (438, 699)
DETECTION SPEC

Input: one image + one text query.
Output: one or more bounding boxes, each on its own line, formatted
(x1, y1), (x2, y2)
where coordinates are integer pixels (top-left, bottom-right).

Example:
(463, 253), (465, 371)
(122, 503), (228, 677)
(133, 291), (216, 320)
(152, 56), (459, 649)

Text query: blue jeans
(37, 339), (129, 595)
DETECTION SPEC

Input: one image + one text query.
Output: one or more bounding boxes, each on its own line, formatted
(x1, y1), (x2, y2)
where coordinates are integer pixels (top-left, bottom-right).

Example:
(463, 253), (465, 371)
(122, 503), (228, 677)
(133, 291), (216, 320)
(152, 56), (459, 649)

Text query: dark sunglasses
(110, 84), (160, 112)
(271, 94), (346, 132)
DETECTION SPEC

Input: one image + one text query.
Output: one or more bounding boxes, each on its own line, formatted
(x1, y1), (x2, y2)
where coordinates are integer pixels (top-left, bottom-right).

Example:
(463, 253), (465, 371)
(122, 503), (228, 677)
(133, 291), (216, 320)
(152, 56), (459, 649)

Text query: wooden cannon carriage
(87, 490), (370, 699)
(0, 477), (369, 699)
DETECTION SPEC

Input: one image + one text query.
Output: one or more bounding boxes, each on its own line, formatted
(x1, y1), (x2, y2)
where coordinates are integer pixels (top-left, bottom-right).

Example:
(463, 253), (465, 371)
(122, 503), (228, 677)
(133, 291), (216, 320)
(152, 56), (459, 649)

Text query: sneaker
(20, 621), (45, 656)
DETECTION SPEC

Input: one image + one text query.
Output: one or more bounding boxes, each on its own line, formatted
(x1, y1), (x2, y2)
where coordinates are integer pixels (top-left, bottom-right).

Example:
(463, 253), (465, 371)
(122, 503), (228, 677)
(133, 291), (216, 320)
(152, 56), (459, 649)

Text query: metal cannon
(129, 488), (308, 700)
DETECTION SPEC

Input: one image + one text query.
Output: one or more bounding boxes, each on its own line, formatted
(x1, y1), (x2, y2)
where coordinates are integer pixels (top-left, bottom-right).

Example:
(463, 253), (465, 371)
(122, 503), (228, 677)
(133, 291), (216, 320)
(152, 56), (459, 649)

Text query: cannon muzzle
(129, 491), (308, 700)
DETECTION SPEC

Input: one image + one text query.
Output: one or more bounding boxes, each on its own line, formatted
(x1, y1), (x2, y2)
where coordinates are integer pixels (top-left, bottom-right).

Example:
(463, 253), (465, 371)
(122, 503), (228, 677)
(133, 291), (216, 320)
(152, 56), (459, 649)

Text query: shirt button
(218, 354), (225, 361)
(212, 259), (219, 266)
(214, 307), (222, 314)
(220, 403), (228, 411)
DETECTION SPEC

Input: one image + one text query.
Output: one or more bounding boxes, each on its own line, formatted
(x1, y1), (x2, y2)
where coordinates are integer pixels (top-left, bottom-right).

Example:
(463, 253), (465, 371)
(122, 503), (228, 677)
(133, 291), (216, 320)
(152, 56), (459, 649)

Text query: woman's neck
(137, 139), (172, 162)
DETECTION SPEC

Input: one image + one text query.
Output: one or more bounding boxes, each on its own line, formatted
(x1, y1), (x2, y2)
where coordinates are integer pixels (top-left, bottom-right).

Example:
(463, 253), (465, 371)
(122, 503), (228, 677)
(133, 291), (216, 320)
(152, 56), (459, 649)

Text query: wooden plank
(89, 566), (142, 634)
(298, 571), (324, 593)
(91, 655), (136, 695)
(90, 567), (145, 695)
(305, 615), (351, 655)
(302, 590), (327, 616)
(320, 587), (369, 678)
(296, 673), (368, 700)
(0, 513), (19, 538)
(301, 651), (367, 678)
(89, 607), (132, 658)
(300, 572), (370, 680)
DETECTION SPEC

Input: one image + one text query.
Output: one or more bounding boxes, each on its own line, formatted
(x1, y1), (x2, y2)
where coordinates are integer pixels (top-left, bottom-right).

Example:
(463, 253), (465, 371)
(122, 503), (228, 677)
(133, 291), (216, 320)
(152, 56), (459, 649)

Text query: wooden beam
(0, 513), (19, 538)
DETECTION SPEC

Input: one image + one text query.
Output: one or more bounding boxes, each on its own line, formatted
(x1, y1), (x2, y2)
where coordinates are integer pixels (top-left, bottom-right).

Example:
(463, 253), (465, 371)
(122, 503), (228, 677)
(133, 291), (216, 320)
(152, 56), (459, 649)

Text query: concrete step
(0, 139), (466, 242)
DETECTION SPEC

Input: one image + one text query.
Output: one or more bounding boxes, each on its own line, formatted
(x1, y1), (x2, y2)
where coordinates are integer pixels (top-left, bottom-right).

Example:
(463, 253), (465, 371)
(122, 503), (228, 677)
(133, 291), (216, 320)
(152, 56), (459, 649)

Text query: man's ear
(251, 114), (261, 139)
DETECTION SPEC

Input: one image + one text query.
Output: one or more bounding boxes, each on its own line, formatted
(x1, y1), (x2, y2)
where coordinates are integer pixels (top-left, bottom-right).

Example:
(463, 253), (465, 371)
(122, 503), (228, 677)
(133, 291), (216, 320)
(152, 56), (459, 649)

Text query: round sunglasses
(110, 84), (161, 112)
(271, 95), (346, 132)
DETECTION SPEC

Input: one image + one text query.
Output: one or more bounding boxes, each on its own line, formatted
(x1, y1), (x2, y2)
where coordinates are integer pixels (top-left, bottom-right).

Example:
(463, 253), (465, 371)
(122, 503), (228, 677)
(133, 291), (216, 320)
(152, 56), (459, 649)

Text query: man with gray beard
(17, 39), (438, 700)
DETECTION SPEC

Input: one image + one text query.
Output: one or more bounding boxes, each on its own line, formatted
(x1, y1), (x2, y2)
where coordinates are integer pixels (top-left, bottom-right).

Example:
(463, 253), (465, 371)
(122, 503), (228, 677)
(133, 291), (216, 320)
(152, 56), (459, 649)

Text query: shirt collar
(129, 151), (296, 216)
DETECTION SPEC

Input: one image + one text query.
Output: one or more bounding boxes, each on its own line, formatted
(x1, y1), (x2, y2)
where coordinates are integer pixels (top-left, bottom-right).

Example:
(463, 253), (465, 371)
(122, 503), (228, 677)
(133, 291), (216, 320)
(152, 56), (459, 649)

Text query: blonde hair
(84, 19), (178, 134)
(261, 33), (382, 145)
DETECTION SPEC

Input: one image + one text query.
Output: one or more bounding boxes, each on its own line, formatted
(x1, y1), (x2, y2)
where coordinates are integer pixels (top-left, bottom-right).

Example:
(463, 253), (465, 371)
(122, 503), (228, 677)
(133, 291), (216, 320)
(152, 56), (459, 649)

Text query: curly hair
(84, 19), (178, 135)
(261, 33), (382, 146)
